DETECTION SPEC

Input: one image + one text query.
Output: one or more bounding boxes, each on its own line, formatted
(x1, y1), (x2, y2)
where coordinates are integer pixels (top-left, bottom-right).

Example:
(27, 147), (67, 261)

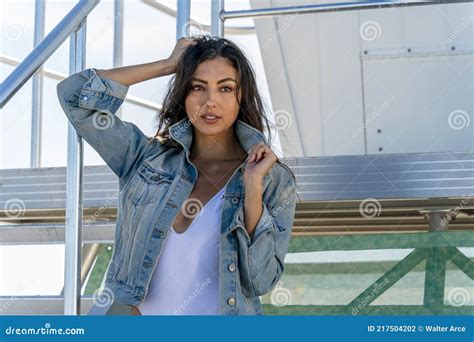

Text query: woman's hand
(243, 141), (278, 187)
(164, 37), (198, 74)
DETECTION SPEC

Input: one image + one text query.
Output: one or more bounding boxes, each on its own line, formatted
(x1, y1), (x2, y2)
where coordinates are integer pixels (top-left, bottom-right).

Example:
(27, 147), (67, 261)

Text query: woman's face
(185, 56), (241, 136)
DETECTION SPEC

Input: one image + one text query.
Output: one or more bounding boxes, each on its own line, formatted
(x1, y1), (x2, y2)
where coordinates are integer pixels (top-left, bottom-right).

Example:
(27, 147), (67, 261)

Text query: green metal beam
(288, 231), (474, 253)
(449, 247), (474, 280)
(262, 304), (473, 315)
(347, 248), (428, 313)
(423, 247), (448, 307)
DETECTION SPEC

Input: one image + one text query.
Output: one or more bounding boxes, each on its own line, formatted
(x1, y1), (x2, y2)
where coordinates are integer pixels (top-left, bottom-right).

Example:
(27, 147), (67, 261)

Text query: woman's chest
(172, 160), (243, 233)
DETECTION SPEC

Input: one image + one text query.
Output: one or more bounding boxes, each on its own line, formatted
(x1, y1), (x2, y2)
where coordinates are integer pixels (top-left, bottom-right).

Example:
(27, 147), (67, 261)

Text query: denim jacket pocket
(126, 161), (174, 206)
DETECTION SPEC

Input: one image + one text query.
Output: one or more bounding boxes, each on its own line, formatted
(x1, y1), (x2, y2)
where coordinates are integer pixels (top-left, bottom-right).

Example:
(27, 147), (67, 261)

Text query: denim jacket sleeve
(56, 68), (154, 182)
(234, 172), (297, 297)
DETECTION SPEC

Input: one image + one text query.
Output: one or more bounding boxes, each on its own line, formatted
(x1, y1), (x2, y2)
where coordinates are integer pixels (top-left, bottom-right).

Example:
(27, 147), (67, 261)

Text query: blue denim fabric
(57, 68), (297, 315)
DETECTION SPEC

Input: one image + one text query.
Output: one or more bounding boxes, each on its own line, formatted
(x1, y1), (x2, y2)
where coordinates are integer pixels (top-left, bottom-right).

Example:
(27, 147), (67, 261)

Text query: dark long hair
(151, 35), (299, 197)
(152, 35), (272, 145)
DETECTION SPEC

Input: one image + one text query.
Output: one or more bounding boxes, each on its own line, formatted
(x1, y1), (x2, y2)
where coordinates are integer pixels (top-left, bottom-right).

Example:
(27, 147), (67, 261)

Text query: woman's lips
(201, 115), (221, 124)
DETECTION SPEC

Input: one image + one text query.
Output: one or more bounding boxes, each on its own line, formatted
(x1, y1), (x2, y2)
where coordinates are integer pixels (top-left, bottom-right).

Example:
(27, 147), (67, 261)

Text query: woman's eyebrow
(192, 77), (237, 84)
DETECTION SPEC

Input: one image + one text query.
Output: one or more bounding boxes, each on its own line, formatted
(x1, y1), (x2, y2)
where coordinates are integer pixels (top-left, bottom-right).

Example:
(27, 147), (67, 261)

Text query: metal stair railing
(0, 53), (162, 111)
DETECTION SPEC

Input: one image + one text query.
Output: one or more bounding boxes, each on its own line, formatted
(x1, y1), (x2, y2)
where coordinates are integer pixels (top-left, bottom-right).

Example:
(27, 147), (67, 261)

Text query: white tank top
(138, 186), (226, 315)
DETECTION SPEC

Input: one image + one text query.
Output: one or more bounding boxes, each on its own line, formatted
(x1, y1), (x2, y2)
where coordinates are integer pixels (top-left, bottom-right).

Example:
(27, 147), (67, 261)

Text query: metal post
(30, 0), (45, 168)
(113, 0), (123, 118)
(176, 0), (191, 40)
(64, 20), (86, 316)
(419, 209), (452, 310)
(211, 0), (224, 37)
(420, 209), (452, 232)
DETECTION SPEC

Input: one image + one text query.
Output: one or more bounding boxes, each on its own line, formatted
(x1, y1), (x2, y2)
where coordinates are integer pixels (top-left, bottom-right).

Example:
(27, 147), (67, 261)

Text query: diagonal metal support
(449, 247), (474, 280)
(348, 248), (428, 313)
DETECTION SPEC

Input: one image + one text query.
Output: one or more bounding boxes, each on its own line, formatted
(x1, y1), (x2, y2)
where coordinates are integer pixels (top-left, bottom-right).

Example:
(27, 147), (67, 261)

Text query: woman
(57, 35), (297, 316)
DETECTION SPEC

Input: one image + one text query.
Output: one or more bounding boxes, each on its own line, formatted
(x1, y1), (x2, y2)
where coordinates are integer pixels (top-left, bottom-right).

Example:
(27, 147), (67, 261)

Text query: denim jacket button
(81, 95), (89, 101)
(227, 297), (236, 306)
(231, 197), (239, 204)
(228, 263), (236, 272)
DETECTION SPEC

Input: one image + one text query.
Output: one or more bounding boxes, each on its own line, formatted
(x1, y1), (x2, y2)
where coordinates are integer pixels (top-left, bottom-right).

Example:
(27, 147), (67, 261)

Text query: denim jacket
(56, 68), (297, 315)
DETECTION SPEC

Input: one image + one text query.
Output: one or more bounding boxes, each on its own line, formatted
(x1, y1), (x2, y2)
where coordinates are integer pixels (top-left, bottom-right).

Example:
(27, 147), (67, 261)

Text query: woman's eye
(190, 85), (233, 92)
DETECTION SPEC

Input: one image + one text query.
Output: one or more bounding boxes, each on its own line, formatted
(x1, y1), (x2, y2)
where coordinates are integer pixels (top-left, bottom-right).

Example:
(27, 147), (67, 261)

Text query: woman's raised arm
(96, 37), (197, 86)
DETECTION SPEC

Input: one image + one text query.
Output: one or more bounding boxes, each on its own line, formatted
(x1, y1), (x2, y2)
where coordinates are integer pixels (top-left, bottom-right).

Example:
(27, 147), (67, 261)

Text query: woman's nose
(205, 97), (216, 108)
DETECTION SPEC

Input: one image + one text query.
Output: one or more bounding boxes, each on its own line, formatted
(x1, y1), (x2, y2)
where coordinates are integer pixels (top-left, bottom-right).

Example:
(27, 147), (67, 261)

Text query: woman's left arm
(235, 142), (298, 297)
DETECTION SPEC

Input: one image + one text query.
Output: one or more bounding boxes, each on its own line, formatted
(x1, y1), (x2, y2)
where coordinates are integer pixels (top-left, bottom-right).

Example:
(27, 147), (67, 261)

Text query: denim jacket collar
(168, 117), (274, 191)
(168, 117), (267, 155)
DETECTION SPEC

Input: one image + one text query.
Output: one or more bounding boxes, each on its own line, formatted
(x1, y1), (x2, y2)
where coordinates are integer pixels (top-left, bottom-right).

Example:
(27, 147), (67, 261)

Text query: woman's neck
(190, 127), (246, 162)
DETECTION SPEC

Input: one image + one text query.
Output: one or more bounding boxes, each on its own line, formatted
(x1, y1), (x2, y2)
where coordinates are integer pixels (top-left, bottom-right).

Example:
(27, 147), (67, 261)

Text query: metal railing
(0, 53), (162, 111)
(218, 0), (472, 20)
(141, 0), (254, 34)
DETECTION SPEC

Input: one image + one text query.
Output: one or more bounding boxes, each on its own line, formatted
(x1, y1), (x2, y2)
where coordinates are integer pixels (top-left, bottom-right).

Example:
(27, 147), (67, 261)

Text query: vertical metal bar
(64, 19), (86, 316)
(113, 0), (123, 118)
(211, 0), (224, 37)
(424, 247), (448, 309)
(30, 0), (45, 168)
(176, 0), (191, 40)
(421, 210), (450, 310)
